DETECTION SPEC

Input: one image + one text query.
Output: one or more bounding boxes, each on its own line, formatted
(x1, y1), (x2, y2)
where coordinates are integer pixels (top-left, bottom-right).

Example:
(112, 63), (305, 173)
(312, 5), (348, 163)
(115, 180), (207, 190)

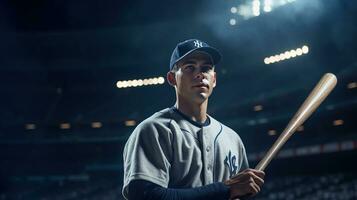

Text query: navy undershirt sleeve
(128, 180), (230, 200)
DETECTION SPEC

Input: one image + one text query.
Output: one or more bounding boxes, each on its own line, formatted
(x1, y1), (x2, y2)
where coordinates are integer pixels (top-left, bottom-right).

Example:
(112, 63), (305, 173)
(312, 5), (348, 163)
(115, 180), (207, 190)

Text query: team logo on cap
(194, 40), (203, 48)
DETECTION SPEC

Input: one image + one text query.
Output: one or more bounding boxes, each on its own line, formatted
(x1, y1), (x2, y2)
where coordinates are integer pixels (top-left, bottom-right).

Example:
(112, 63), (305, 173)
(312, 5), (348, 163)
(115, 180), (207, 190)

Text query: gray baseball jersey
(122, 107), (249, 199)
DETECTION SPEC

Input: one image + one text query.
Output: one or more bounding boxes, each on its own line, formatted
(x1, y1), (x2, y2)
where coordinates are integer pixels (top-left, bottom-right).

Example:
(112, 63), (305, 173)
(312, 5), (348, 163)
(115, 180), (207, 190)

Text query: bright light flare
(125, 120), (136, 127)
(229, 18), (237, 26)
(60, 123), (71, 129)
(264, 45), (309, 65)
(347, 82), (357, 89)
(91, 122), (102, 128)
(252, 0), (261, 16)
(302, 45), (309, 54)
(264, 0), (272, 12)
(116, 76), (165, 89)
(25, 123), (36, 130)
(231, 7), (238, 13)
(268, 129), (277, 136)
(333, 119), (344, 126)
(254, 105), (263, 111)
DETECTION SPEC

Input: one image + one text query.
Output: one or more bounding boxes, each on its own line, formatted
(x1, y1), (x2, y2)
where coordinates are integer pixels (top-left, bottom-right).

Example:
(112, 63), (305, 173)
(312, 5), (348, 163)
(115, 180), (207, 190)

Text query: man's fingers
(237, 169), (265, 179)
(234, 181), (260, 199)
(226, 169), (265, 186)
(249, 182), (260, 194)
(245, 169), (265, 178)
(245, 171), (264, 187)
(225, 173), (246, 185)
(230, 171), (244, 179)
(241, 179), (261, 193)
(252, 174), (264, 187)
(229, 182), (260, 199)
(225, 168), (265, 199)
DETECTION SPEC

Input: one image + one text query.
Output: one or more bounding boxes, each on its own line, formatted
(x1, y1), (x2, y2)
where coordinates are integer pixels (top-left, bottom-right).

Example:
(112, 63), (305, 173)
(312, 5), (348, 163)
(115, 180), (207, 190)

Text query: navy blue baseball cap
(169, 39), (222, 70)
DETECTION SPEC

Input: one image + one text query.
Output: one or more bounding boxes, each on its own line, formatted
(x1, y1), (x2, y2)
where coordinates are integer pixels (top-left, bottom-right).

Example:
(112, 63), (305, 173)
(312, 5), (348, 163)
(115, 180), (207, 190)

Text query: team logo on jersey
(194, 40), (203, 48)
(224, 150), (238, 177)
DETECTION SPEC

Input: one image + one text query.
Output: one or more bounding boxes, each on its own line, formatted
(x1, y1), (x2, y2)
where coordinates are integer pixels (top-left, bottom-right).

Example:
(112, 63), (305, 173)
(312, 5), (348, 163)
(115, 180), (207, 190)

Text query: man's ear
(213, 72), (217, 88)
(167, 71), (176, 86)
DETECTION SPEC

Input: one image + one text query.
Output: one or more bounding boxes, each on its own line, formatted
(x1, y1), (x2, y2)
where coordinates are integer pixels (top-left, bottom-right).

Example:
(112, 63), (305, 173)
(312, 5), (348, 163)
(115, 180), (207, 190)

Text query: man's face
(170, 51), (217, 104)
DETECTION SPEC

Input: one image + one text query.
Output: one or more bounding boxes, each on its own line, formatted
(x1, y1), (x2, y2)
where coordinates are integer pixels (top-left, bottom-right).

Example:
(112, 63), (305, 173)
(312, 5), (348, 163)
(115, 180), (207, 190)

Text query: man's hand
(224, 169), (265, 199)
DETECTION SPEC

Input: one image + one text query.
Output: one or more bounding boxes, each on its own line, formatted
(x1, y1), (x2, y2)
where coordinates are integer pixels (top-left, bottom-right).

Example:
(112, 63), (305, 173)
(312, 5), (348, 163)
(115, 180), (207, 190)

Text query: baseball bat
(255, 73), (337, 171)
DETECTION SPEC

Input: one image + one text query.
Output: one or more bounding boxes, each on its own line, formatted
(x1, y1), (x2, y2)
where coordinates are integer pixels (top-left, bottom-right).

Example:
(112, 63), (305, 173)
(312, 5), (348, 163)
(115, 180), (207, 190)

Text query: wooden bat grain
(255, 73), (337, 171)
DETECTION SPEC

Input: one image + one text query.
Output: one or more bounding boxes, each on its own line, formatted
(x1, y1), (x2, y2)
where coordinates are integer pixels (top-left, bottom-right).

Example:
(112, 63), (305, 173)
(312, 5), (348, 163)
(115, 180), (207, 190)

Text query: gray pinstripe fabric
(122, 107), (248, 199)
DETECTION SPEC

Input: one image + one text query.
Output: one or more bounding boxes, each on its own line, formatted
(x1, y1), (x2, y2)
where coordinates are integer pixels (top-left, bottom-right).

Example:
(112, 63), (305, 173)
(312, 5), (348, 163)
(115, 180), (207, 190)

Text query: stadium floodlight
(25, 123), (36, 130)
(252, 0), (261, 16)
(333, 119), (344, 126)
(279, 53), (286, 61)
(229, 18), (237, 25)
(264, 58), (270, 64)
(268, 129), (277, 136)
(284, 51), (291, 59)
(125, 120), (136, 127)
(254, 105), (263, 111)
(302, 45), (309, 54)
(116, 76), (165, 89)
(91, 122), (102, 128)
(290, 49), (297, 57)
(264, 45), (309, 65)
(263, 0), (272, 12)
(60, 123), (71, 129)
(296, 48), (303, 56)
(132, 80), (139, 87)
(158, 77), (165, 84)
(143, 79), (149, 86)
(264, 5), (272, 12)
(347, 82), (357, 89)
(232, 0), (296, 22)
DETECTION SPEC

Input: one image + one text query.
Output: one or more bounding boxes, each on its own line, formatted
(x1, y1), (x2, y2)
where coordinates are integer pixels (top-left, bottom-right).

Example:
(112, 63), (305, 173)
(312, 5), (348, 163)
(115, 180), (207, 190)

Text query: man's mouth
(193, 82), (209, 89)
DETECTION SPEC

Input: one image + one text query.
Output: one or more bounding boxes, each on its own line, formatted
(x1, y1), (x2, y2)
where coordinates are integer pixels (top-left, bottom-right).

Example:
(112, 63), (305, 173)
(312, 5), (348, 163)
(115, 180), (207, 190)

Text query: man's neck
(175, 98), (208, 123)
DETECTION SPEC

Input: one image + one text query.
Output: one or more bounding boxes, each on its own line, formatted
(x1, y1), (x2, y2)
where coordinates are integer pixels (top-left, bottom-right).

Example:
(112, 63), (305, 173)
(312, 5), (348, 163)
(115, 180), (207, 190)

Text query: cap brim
(172, 46), (222, 69)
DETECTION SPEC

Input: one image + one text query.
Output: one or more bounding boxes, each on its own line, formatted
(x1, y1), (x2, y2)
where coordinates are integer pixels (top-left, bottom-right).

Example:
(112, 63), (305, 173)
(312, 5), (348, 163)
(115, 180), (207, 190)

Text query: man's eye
(202, 66), (213, 72)
(184, 65), (195, 71)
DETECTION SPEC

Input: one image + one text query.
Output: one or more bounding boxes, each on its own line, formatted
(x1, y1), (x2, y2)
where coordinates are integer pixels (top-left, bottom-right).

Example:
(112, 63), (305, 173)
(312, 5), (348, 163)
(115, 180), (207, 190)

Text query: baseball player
(122, 39), (265, 200)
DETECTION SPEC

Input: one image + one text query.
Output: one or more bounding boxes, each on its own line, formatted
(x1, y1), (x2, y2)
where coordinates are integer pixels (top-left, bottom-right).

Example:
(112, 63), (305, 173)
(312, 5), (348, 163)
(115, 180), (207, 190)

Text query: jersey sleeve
(128, 180), (230, 200)
(239, 141), (249, 171)
(235, 132), (249, 172)
(122, 120), (173, 199)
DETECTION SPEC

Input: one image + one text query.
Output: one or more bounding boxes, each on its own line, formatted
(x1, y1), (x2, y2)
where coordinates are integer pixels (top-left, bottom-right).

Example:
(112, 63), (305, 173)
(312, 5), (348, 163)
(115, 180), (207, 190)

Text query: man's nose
(195, 71), (205, 80)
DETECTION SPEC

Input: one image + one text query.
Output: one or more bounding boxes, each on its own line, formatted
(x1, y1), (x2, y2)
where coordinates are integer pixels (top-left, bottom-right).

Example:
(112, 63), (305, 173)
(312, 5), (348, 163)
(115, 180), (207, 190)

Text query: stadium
(1, 0), (357, 199)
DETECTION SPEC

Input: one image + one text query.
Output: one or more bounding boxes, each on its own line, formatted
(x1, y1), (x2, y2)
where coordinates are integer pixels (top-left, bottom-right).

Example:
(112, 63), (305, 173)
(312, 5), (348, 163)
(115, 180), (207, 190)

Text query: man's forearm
(128, 180), (230, 200)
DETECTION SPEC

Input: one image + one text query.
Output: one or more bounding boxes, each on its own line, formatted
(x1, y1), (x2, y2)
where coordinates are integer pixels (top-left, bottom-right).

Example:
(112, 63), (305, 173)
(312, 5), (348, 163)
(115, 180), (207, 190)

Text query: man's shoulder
(136, 108), (175, 129)
(125, 108), (175, 143)
(145, 107), (174, 122)
(209, 115), (241, 137)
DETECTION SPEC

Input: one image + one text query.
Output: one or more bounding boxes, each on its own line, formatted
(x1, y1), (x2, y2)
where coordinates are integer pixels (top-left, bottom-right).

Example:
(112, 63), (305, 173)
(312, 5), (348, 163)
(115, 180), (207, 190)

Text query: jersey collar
(171, 106), (211, 128)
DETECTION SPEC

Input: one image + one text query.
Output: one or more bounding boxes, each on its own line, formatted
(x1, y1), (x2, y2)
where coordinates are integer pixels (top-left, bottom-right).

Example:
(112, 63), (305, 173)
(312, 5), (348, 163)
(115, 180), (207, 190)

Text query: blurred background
(1, 0), (357, 199)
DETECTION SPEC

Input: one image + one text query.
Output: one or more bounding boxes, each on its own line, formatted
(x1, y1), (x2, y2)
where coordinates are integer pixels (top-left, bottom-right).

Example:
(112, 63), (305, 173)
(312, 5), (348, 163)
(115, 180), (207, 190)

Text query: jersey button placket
(202, 127), (214, 184)
(206, 146), (211, 152)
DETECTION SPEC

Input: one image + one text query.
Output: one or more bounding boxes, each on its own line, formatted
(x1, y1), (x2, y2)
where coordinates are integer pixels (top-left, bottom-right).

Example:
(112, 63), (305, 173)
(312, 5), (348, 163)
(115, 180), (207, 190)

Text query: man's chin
(199, 92), (208, 98)
(194, 92), (209, 102)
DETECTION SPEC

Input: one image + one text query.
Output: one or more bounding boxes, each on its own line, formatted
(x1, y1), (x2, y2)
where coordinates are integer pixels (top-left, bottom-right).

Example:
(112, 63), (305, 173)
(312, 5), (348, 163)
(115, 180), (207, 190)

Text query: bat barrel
(255, 73), (337, 171)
